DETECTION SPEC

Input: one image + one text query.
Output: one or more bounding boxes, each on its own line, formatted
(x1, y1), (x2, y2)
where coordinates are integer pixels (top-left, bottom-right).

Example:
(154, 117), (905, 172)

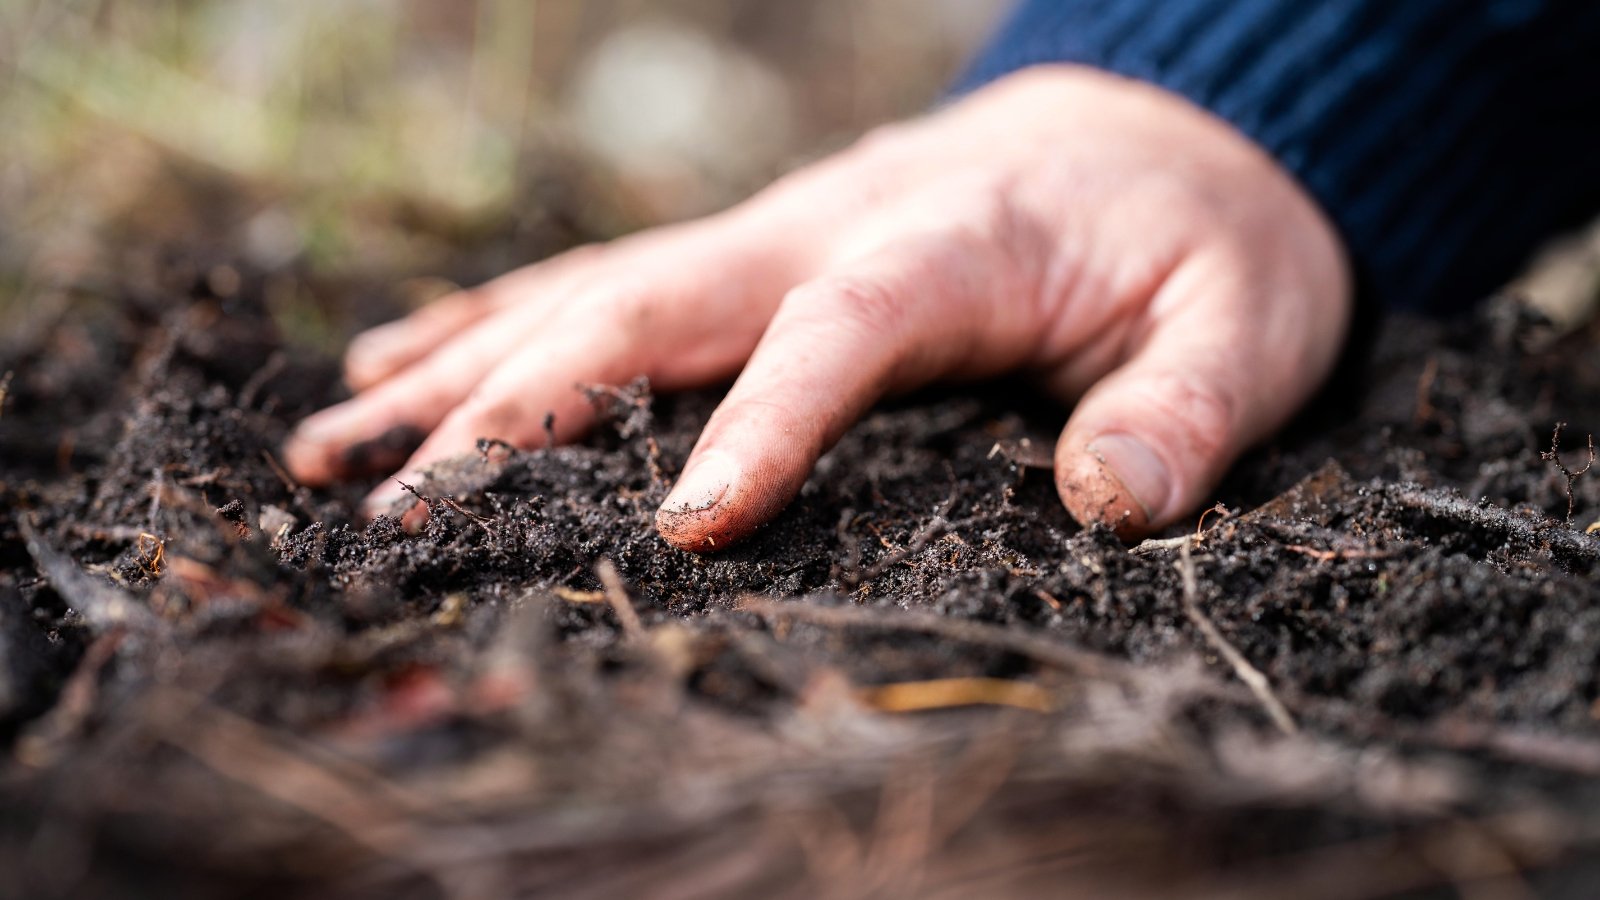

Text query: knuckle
(556, 242), (607, 268)
(422, 289), (481, 320)
(344, 333), (393, 369)
(786, 275), (912, 337)
(702, 397), (816, 455)
(455, 391), (521, 440)
(847, 121), (914, 160)
(707, 396), (797, 435)
(1141, 372), (1237, 460)
(588, 279), (660, 335)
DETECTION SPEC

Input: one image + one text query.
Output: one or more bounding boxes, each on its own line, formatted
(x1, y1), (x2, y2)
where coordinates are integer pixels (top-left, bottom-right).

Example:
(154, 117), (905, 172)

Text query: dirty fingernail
(661, 451), (739, 513)
(1086, 433), (1171, 521)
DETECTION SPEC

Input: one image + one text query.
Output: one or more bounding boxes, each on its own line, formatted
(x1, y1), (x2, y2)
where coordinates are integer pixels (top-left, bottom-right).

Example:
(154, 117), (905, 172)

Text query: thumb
(1052, 276), (1347, 538)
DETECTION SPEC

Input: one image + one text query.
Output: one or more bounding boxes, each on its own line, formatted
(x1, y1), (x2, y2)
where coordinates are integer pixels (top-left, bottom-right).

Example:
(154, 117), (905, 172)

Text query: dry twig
(238, 351), (286, 409)
(843, 493), (961, 588)
(857, 678), (1055, 713)
(1386, 483), (1600, 563)
(136, 532), (167, 577)
(260, 449), (300, 492)
(1541, 422), (1596, 525)
(596, 558), (643, 640)
(1195, 502), (1232, 539)
(20, 516), (157, 631)
(1132, 534), (1195, 555)
(1414, 355), (1439, 426)
(15, 629), (125, 767)
(1177, 545), (1297, 735)
(552, 587), (606, 604)
(1132, 504), (1233, 556)
(150, 693), (501, 899)
(1282, 543), (1392, 563)
(440, 496), (494, 527)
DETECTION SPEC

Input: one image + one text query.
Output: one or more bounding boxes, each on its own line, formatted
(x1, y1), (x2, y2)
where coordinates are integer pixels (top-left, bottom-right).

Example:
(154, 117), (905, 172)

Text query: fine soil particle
(2, 246), (1600, 898)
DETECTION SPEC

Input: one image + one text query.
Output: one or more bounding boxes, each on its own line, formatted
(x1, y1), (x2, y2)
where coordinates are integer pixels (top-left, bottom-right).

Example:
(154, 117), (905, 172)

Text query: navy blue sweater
(958, 1), (1600, 314)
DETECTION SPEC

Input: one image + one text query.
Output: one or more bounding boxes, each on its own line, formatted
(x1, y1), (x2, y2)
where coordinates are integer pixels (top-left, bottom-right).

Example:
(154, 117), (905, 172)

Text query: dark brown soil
(3, 229), (1600, 898)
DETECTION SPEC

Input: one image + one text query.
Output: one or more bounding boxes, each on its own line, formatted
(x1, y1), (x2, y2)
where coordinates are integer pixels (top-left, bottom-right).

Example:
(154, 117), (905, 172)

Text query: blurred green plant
(0, 0), (1000, 338)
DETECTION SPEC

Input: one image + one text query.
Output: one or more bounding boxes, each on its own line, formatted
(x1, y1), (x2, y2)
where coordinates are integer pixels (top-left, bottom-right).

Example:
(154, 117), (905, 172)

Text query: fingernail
(281, 434), (315, 470)
(349, 323), (403, 357)
(344, 337), (395, 379)
(1086, 433), (1172, 521)
(661, 451), (739, 513)
(292, 411), (349, 444)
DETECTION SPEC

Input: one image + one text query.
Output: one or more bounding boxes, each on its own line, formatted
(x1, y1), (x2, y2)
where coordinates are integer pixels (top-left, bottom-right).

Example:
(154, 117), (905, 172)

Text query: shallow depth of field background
(0, 0), (1005, 319)
(1, 0), (1595, 329)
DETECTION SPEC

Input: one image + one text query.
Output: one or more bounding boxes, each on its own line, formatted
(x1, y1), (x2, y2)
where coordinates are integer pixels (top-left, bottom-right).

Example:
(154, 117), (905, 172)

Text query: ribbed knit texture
(955, 1), (1600, 314)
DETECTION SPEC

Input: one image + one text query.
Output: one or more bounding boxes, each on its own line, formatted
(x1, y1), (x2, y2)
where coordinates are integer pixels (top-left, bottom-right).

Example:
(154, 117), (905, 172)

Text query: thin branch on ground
(1132, 504), (1233, 556)
(1195, 503), (1233, 540)
(1413, 355), (1439, 427)
(440, 496), (494, 527)
(20, 516), (157, 632)
(136, 532), (166, 577)
(1282, 543), (1392, 563)
(857, 678), (1055, 713)
(843, 492), (961, 588)
(1541, 421), (1596, 525)
(830, 508), (863, 583)
(396, 481), (495, 532)
(146, 466), (165, 528)
(1386, 483), (1600, 563)
(1131, 534), (1195, 556)
(552, 586), (606, 604)
(238, 351), (286, 409)
(1177, 545), (1297, 735)
(15, 629), (126, 767)
(596, 558), (643, 640)
(260, 449), (300, 492)
(150, 692), (498, 900)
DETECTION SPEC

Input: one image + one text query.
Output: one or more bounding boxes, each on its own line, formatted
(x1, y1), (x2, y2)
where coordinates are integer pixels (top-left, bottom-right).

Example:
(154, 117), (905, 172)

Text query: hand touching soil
(284, 66), (1351, 550)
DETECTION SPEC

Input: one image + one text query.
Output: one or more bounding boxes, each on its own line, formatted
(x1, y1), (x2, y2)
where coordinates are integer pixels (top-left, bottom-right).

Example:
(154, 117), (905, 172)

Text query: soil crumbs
(3, 253), (1600, 899)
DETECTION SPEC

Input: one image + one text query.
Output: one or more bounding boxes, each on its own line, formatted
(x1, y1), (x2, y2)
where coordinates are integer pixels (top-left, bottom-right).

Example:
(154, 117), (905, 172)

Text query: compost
(3, 214), (1600, 899)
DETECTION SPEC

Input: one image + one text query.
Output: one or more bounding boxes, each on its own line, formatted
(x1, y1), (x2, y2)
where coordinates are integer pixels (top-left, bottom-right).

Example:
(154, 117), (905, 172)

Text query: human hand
(284, 66), (1351, 550)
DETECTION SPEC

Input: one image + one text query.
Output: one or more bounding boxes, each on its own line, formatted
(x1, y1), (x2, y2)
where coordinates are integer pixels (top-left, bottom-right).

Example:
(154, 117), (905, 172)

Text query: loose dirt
(3, 237), (1600, 898)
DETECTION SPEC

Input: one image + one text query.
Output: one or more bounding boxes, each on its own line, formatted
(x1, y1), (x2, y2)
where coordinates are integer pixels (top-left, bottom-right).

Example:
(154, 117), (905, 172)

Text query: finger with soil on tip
(284, 296), (576, 486)
(655, 232), (1020, 553)
(355, 340), (624, 520)
(1051, 297), (1339, 540)
(300, 215), (804, 496)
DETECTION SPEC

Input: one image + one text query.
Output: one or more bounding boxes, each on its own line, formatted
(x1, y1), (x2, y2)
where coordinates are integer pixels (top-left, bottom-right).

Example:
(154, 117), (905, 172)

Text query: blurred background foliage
(1, 0), (1594, 343)
(0, 0), (1004, 328)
